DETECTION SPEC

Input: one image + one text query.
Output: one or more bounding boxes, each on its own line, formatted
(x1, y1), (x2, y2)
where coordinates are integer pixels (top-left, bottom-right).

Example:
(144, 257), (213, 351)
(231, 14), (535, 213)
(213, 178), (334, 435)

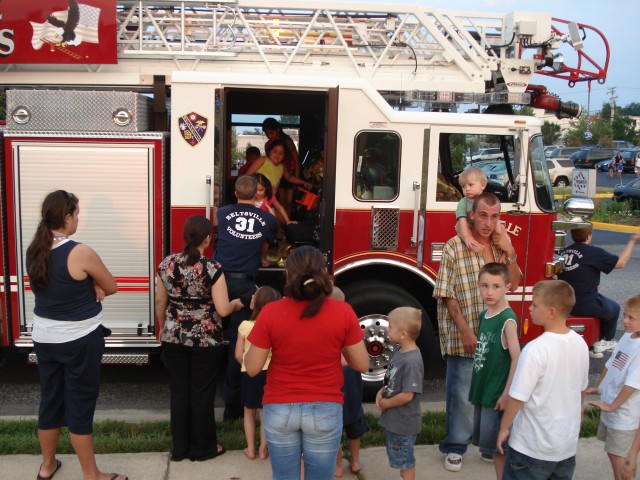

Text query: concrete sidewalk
(1, 399), (612, 480)
(1, 439), (611, 480)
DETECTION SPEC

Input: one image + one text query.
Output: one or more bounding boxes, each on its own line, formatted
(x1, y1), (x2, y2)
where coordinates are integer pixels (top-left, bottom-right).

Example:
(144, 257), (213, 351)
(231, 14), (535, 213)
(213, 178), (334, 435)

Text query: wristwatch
(506, 254), (518, 265)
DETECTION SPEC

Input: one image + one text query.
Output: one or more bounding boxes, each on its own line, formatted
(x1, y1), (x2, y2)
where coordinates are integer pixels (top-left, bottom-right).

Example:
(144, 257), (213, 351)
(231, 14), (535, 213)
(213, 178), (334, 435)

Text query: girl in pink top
(253, 174), (296, 266)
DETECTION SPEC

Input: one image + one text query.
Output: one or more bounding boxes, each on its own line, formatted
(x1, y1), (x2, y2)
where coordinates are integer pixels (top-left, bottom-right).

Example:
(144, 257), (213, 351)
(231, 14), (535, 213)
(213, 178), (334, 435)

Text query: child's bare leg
(258, 409), (269, 460)
(243, 407), (256, 459)
(494, 453), (505, 479)
(348, 438), (362, 473)
(334, 443), (344, 477)
(400, 466), (415, 480)
(609, 452), (627, 480)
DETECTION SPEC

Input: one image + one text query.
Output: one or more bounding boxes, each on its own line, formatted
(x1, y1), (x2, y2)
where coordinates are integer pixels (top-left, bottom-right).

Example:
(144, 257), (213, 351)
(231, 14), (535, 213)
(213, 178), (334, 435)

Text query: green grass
(0, 409), (602, 456)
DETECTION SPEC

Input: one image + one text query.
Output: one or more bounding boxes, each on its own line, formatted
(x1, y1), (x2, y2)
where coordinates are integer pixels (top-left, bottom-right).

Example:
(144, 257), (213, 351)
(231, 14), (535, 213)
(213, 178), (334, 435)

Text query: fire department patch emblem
(178, 112), (208, 146)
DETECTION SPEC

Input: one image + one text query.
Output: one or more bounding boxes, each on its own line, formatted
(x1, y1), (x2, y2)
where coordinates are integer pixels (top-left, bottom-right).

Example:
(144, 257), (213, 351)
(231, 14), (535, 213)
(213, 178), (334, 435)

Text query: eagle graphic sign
(0, 0), (117, 64)
(179, 113), (209, 147)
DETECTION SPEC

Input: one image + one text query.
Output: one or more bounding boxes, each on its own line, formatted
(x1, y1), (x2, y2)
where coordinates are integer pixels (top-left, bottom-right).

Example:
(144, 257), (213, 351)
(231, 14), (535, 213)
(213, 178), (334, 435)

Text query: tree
(280, 115), (300, 127)
(541, 121), (562, 145)
(563, 114), (613, 147)
(620, 102), (640, 116)
(513, 106), (536, 116)
(599, 104), (638, 142)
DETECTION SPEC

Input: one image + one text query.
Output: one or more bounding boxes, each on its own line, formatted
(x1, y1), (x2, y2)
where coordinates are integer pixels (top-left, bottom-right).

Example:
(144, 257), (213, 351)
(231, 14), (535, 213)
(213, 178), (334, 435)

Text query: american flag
(611, 350), (629, 370)
(30, 3), (101, 50)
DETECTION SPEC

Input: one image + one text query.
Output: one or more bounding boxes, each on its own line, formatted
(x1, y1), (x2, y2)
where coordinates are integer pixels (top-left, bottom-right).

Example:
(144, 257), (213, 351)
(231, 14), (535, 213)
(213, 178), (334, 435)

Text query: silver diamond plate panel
(29, 351), (150, 365)
(371, 207), (399, 250)
(6, 90), (152, 132)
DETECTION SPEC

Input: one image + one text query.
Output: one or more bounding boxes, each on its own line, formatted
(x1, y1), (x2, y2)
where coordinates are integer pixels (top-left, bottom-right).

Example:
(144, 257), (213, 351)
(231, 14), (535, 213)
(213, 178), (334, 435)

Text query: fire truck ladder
(115, 0), (608, 101)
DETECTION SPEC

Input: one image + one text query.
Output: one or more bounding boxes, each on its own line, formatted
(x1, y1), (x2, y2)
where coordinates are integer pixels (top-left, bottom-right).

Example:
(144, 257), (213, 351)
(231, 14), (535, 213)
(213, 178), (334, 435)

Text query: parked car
(613, 140), (636, 150)
(544, 145), (562, 157)
(485, 163), (514, 187)
(547, 146), (581, 160)
(546, 158), (573, 187)
(613, 178), (640, 209)
(466, 147), (505, 162)
(573, 147), (618, 169)
(596, 158), (613, 172)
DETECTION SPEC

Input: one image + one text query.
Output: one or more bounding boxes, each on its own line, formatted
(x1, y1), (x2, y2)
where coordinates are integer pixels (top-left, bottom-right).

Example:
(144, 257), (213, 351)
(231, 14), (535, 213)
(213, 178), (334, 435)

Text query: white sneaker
(444, 453), (463, 472)
(593, 339), (617, 353)
(589, 349), (604, 359)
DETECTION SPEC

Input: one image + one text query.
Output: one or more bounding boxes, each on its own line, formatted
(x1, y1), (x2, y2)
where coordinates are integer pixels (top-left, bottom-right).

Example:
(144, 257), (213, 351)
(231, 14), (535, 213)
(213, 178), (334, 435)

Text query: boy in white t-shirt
(497, 280), (589, 479)
(587, 294), (640, 480)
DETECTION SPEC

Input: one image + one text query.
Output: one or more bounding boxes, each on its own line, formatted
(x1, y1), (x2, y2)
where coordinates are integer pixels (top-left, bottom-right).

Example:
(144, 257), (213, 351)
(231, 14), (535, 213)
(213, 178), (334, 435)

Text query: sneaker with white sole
(593, 339), (617, 353)
(444, 453), (463, 472)
(589, 349), (604, 359)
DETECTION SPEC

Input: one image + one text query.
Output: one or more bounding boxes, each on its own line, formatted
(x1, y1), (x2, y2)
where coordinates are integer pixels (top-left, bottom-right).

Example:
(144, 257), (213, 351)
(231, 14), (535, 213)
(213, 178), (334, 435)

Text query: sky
(368, 0), (640, 114)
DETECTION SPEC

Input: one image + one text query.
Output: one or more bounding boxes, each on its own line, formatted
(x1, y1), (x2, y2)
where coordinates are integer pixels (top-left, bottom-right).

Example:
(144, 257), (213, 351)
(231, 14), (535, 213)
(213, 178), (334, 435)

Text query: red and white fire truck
(0, 0), (608, 390)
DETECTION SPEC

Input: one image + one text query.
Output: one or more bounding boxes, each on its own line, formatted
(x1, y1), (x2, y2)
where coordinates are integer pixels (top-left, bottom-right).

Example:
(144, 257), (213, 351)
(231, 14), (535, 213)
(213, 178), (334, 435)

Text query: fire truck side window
(437, 132), (518, 203)
(353, 131), (400, 201)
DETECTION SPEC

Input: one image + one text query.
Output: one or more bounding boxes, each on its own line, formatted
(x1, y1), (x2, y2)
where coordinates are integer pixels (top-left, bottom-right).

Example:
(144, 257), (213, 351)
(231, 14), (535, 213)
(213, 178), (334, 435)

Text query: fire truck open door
(6, 135), (166, 358)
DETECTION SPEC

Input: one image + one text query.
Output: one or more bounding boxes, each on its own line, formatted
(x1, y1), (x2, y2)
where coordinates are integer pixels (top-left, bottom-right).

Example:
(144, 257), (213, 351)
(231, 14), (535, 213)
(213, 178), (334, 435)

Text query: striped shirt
(433, 235), (505, 358)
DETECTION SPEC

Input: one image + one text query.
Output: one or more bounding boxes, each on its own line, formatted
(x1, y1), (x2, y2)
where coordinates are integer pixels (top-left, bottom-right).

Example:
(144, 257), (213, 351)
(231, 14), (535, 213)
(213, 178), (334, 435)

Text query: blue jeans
(439, 355), (473, 455)
(503, 448), (576, 480)
(571, 294), (619, 341)
(263, 402), (343, 480)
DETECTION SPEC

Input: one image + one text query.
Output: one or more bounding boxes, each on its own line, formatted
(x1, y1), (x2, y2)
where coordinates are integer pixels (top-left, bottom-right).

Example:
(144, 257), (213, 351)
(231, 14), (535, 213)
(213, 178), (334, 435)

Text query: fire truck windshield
(530, 135), (555, 212)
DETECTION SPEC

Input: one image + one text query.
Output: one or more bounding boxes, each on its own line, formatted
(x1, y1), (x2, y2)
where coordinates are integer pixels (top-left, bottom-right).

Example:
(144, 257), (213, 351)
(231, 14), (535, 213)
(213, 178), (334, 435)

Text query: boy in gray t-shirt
(376, 307), (424, 480)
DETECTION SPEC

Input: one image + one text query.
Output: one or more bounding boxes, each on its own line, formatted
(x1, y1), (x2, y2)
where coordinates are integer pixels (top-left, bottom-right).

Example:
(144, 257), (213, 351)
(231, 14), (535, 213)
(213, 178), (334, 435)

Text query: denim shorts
(472, 405), (506, 457)
(385, 431), (417, 470)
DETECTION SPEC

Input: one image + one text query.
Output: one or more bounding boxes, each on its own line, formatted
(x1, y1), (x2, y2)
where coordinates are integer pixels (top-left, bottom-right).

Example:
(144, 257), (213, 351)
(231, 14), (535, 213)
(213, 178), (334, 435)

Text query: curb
(592, 222), (640, 233)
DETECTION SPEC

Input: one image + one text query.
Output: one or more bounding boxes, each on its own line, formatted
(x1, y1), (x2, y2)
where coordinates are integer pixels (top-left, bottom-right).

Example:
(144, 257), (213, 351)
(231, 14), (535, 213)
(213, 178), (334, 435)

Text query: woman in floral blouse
(155, 215), (243, 462)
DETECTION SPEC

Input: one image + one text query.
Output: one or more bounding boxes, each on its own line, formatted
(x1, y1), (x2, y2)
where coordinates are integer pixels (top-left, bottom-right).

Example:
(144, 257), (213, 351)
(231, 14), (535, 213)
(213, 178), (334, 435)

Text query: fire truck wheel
(341, 280), (434, 401)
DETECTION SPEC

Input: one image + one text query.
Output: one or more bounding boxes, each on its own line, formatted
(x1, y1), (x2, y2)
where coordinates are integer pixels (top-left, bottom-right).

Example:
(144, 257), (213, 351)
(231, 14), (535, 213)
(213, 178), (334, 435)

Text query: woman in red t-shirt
(246, 246), (368, 479)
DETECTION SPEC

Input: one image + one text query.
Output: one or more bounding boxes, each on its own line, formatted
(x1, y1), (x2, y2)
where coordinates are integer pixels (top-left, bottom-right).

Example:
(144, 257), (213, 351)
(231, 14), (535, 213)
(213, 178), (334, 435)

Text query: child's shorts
(344, 415), (368, 440)
(385, 431), (416, 470)
(597, 422), (638, 457)
(472, 405), (506, 457)
(241, 370), (266, 409)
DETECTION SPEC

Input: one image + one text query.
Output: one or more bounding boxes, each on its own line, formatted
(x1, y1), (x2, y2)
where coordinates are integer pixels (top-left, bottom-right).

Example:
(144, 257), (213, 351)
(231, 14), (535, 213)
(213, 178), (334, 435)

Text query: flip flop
(36, 459), (61, 480)
(109, 474), (128, 480)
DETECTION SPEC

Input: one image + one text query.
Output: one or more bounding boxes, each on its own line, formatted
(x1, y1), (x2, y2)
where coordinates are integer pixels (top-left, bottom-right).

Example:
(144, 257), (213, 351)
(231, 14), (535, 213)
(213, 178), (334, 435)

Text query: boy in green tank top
(468, 262), (521, 479)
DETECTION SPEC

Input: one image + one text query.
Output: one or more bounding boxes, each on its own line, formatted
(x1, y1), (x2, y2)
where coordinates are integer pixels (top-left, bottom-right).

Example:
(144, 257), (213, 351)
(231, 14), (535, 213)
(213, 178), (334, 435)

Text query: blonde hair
(388, 307), (422, 341)
(624, 294), (640, 314)
(459, 166), (487, 186)
(532, 280), (575, 316)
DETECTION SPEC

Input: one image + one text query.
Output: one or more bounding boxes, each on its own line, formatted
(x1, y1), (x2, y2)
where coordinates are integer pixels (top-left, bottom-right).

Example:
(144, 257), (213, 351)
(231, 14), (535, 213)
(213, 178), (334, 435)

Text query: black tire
(342, 280), (434, 401)
(554, 177), (569, 187)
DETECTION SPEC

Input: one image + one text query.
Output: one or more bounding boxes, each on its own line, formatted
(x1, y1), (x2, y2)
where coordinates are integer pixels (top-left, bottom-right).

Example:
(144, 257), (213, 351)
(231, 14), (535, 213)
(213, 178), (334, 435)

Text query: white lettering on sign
(504, 222), (522, 237)
(0, 29), (15, 57)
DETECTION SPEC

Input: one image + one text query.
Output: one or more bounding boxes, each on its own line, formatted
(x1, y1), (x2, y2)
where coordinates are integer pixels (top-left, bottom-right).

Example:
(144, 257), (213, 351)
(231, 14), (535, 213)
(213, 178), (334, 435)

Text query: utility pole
(608, 87), (617, 123)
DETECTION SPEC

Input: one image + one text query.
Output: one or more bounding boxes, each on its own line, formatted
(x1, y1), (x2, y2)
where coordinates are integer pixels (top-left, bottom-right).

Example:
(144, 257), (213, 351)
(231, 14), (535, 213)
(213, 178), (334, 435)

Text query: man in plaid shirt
(434, 192), (521, 472)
